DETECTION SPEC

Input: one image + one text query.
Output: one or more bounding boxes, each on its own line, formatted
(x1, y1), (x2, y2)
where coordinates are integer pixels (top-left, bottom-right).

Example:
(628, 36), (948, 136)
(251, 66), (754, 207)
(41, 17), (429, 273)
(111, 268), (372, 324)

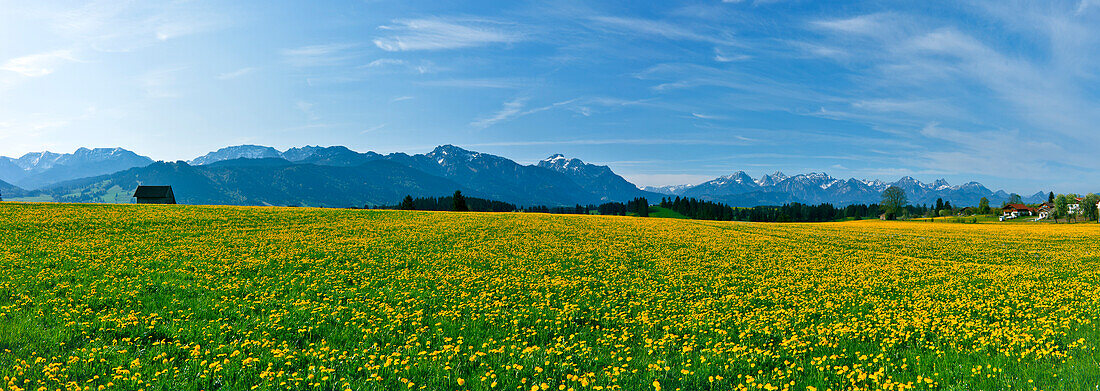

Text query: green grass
(4, 195), (57, 202)
(647, 206), (689, 219)
(1, 203), (1100, 390)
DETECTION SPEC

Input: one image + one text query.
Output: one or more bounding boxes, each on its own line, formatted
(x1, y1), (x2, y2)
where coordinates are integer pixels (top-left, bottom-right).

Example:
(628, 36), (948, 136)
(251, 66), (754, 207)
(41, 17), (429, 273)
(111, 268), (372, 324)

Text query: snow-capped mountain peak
(784, 172), (834, 184)
(640, 184), (692, 195)
(755, 171), (788, 187)
(675, 169), (1040, 207)
(859, 179), (888, 191)
(716, 171), (754, 184)
(426, 144), (487, 167)
(0, 147), (154, 189)
(15, 151), (63, 171)
(190, 145), (282, 165)
(536, 154), (613, 177)
(932, 179), (951, 191)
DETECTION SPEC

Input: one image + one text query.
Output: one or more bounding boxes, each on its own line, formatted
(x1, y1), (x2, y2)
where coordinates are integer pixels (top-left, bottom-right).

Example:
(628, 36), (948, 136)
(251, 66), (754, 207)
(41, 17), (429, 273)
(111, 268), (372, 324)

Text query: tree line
(383, 191), (637, 215)
(380, 186), (1098, 223)
(383, 191), (517, 212)
(659, 196), (886, 222)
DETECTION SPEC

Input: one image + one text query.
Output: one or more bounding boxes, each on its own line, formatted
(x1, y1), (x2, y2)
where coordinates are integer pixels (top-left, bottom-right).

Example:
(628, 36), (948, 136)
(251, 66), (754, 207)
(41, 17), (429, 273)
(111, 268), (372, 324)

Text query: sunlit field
(3, 203), (1100, 391)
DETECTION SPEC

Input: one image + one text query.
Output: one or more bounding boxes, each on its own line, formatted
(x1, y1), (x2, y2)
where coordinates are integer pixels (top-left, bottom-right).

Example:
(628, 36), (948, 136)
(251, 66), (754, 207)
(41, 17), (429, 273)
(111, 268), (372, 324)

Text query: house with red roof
(1002, 204), (1036, 219)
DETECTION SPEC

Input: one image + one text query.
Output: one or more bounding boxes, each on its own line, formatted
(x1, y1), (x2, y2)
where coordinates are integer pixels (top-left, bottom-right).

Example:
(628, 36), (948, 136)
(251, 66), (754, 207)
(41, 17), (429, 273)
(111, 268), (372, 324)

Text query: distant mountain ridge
(651, 171), (1045, 207)
(42, 159), (470, 206)
(0, 178), (22, 197)
(0, 147), (154, 190)
(536, 154), (656, 203)
(0, 143), (1045, 208)
(20, 145), (659, 207)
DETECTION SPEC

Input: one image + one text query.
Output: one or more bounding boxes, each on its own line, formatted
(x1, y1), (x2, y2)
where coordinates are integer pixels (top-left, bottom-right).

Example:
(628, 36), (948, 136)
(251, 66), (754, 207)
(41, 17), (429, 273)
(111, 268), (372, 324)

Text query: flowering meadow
(2, 203), (1100, 391)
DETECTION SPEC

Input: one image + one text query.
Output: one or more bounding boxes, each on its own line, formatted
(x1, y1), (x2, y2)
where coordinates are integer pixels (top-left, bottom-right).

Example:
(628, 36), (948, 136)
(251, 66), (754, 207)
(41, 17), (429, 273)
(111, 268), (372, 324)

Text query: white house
(1069, 198), (1082, 215)
(1002, 204), (1036, 219)
(1038, 205), (1054, 220)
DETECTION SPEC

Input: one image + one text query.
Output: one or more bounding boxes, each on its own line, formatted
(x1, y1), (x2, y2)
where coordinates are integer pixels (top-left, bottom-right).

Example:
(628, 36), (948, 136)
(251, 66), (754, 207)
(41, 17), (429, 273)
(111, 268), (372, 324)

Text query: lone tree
(1054, 194), (1069, 223)
(399, 195), (415, 210)
(452, 190), (469, 212)
(1082, 193), (1100, 222)
(881, 186), (907, 220)
(627, 197), (649, 217)
(1048, 191), (1055, 203)
(978, 197), (990, 215)
(1008, 193), (1022, 205)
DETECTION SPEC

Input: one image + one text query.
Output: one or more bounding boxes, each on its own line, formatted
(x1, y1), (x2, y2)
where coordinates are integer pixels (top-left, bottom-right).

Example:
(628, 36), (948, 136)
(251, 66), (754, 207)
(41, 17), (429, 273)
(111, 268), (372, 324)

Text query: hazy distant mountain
(0, 147), (154, 189)
(190, 145), (283, 165)
(27, 144), (660, 207)
(0, 158), (22, 184)
(2, 143), (1049, 208)
(0, 178), (23, 198)
(682, 171), (760, 198)
(288, 146), (383, 166)
(41, 159), (471, 207)
(383, 145), (596, 206)
(754, 171), (789, 187)
(640, 184), (691, 195)
(536, 154), (660, 202)
(191, 145), (385, 167)
(665, 171), (1047, 207)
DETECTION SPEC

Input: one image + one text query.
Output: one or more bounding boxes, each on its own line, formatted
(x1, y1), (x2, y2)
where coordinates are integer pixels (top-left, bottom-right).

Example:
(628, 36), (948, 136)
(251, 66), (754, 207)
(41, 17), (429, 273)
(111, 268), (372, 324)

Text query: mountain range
(643, 171), (1043, 207)
(0, 147), (153, 190)
(0, 144), (1046, 208)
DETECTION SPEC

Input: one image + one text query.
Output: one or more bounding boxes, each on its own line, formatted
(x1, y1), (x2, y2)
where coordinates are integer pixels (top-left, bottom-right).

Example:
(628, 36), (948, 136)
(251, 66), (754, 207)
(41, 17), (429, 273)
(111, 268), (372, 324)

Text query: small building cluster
(1003, 198), (1100, 221)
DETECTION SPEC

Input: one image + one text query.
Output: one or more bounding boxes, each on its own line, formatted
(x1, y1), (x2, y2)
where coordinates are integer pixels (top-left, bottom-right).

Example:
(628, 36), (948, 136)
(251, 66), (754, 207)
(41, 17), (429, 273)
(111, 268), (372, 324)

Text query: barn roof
(133, 186), (173, 198)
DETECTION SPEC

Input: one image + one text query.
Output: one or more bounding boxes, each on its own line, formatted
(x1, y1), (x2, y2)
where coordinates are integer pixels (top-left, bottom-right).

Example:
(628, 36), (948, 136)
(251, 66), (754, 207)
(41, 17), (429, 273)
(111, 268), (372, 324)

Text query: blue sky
(1, 1), (1098, 194)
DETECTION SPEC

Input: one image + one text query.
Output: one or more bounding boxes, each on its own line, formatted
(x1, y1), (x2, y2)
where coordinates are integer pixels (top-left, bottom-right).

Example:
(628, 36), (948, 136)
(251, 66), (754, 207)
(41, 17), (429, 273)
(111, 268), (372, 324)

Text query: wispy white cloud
(713, 48), (750, 62)
(1076, 0), (1100, 14)
(466, 136), (756, 148)
(365, 58), (406, 67)
(690, 113), (727, 120)
(471, 96), (657, 128)
(777, 5), (1100, 187)
(588, 16), (736, 45)
(373, 17), (522, 51)
(361, 123), (387, 134)
(471, 98), (528, 128)
(416, 78), (524, 89)
(45, 1), (229, 53)
(810, 13), (889, 35)
(280, 44), (360, 67)
(0, 116), (71, 134)
(787, 41), (847, 59)
(362, 58), (435, 74)
(849, 99), (970, 122)
(391, 96), (415, 102)
(216, 67), (257, 80)
(0, 50), (78, 77)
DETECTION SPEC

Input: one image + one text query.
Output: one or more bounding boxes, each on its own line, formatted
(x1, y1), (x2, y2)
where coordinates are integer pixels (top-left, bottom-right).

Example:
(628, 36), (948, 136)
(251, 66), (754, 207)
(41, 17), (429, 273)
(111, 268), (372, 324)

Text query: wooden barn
(133, 186), (176, 204)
